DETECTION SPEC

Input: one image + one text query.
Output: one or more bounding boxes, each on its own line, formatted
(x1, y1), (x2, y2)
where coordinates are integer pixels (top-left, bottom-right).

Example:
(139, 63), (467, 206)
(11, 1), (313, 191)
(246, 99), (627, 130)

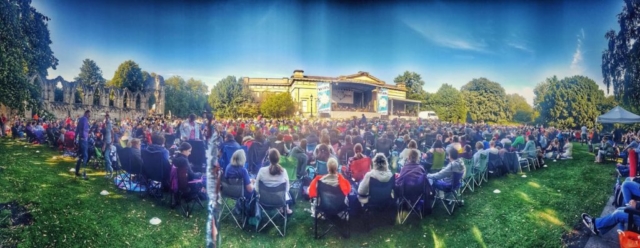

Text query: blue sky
(32, 0), (623, 105)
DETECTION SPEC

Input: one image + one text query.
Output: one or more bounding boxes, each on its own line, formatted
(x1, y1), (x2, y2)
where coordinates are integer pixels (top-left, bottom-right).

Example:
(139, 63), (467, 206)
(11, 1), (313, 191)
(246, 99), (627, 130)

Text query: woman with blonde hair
(357, 153), (393, 205)
(308, 157), (352, 216)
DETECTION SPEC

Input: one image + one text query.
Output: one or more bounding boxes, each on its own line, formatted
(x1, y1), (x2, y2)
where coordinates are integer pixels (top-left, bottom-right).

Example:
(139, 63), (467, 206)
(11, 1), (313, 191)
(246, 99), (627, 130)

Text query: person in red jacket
(308, 157), (351, 218)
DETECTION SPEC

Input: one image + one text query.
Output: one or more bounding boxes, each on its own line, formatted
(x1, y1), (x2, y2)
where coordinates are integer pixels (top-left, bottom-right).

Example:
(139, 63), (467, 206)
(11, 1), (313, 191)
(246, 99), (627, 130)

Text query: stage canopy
(597, 106), (640, 124)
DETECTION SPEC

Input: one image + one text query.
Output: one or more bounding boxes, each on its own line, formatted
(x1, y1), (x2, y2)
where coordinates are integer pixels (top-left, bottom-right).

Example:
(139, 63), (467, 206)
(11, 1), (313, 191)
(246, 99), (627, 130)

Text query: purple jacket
(395, 162), (425, 188)
(75, 116), (89, 140)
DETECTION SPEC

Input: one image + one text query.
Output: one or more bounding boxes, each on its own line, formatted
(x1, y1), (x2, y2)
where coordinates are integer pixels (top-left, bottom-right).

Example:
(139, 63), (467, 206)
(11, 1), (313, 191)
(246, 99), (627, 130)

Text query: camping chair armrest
(624, 207), (640, 216)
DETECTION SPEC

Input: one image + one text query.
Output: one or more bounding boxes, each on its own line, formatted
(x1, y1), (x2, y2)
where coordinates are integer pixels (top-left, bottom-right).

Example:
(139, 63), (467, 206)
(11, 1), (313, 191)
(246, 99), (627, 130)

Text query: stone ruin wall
(1, 75), (166, 121)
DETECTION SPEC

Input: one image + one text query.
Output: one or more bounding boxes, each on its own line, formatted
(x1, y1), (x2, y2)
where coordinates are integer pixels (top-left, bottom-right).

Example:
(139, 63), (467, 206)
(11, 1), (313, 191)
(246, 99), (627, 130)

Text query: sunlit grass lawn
(0, 138), (613, 247)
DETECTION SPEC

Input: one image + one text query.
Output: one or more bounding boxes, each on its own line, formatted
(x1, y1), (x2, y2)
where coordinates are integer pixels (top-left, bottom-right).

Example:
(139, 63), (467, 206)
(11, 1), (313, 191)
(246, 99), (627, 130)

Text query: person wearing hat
(242, 135), (254, 148)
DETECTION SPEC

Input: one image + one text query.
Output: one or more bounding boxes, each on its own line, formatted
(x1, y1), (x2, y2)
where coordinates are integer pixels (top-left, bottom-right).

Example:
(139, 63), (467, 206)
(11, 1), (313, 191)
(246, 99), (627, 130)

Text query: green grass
(0, 138), (615, 247)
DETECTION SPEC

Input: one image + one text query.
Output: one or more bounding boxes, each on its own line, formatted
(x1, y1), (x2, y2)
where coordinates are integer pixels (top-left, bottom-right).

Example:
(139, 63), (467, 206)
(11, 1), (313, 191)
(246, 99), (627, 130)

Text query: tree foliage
(461, 78), (510, 123)
(394, 71), (430, 111)
(0, 0), (58, 114)
(110, 60), (144, 92)
(208, 76), (254, 118)
(602, 0), (640, 113)
(535, 75), (606, 129)
(74, 59), (105, 86)
(506, 93), (534, 123)
(260, 92), (296, 118)
(164, 76), (209, 118)
(424, 84), (467, 123)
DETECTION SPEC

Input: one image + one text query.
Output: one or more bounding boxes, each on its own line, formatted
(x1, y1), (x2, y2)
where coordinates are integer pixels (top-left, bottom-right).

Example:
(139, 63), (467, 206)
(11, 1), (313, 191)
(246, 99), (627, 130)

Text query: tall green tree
(461, 78), (510, 123)
(394, 71), (429, 111)
(74, 59), (105, 86)
(506, 93), (534, 123)
(163, 76), (209, 118)
(110, 60), (144, 92)
(602, 0), (640, 113)
(0, 0), (58, 114)
(536, 75), (606, 129)
(260, 92), (296, 118)
(428, 84), (467, 122)
(208, 76), (254, 118)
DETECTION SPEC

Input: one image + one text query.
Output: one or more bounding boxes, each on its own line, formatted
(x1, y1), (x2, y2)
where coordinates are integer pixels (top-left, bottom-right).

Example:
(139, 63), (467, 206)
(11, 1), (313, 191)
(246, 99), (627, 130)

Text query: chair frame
(431, 172), (464, 215)
(474, 154), (488, 186)
(518, 152), (531, 172)
(256, 181), (288, 237)
(396, 177), (426, 224)
(313, 181), (350, 239)
(218, 177), (247, 229)
(362, 177), (396, 231)
(461, 158), (475, 193)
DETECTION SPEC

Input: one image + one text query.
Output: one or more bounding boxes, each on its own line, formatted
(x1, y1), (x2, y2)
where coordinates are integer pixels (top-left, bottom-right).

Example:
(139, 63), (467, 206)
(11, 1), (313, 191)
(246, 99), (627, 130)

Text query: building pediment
(339, 71), (385, 85)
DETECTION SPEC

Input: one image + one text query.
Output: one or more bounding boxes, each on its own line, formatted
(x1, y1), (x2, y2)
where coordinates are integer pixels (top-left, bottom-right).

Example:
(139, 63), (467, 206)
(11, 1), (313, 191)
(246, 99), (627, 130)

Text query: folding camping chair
(474, 153), (488, 186)
(219, 145), (242, 172)
(461, 158), (475, 193)
(170, 166), (205, 218)
(256, 181), (288, 237)
(116, 147), (144, 192)
(315, 160), (329, 177)
(349, 157), (372, 184)
(142, 149), (170, 199)
(314, 181), (350, 239)
(362, 177), (395, 231)
(396, 177), (426, 224)
(518, 152), (532, 172)
(218, 177), (247, 229)
(431, 151), (446, 172)
(431, 172), (464, 215)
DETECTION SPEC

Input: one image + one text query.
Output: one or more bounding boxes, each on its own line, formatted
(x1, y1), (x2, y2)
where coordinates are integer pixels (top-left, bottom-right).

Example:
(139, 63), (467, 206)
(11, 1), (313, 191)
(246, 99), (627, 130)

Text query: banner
(317, 82), (331, 113)
(378, 89), (388, 115)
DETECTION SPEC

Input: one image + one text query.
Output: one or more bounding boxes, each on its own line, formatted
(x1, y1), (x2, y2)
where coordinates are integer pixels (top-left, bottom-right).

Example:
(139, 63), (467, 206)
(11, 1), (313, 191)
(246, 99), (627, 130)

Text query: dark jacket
(396, 162), (425, 188)
(173, 153), (200, 191)
(146, 144), (170, 162)
(376, 137), (392, 156)
(247, 140), (269, 174)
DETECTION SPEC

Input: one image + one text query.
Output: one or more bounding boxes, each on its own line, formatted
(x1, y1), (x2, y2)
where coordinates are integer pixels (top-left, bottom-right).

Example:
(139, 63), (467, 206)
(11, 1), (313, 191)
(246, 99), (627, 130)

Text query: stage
(311, 111), (418, 120)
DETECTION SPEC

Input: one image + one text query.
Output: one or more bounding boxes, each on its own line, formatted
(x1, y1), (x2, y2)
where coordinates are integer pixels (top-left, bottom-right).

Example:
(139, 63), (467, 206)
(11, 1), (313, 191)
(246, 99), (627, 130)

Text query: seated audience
(255, 149), (292, 214)
(357, 153), (393, 206)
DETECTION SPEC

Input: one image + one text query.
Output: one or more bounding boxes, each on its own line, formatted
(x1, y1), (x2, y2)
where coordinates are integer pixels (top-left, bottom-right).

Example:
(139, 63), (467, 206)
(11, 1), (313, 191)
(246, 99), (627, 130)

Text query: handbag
(619, 230), (640, 248)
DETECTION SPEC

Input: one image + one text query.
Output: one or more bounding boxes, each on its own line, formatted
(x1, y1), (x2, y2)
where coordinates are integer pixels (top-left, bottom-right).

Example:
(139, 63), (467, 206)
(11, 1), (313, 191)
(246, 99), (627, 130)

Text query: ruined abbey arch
(32, 74), (165, 120)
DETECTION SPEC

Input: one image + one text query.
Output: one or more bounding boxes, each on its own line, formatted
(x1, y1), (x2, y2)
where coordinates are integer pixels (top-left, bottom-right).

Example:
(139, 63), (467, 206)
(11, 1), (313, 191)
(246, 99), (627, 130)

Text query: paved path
(584, 195), (618, 248)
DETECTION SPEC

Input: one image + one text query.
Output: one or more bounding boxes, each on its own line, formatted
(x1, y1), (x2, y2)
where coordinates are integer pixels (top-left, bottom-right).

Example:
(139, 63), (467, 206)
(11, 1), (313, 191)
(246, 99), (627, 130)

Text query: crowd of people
(3, 110), (640, 246)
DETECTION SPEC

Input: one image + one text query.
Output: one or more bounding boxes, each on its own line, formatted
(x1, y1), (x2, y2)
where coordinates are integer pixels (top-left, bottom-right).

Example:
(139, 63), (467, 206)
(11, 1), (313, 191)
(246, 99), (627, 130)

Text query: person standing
(103, 112), (114, 178)
(181, 113), (202, 141)
(0, 113), (6, 137)
(75, 110), (91, 180)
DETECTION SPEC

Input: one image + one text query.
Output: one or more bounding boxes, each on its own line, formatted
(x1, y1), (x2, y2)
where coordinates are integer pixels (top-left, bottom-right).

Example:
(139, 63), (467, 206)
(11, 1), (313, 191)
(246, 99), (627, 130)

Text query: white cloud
(570, 28), (585, 74)
(402, 19), (490, 53)
(507, 42), (534, 54)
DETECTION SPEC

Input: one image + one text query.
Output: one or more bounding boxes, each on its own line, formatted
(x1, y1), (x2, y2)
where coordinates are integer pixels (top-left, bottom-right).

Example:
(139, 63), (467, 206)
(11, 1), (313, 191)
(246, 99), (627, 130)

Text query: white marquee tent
(597, 106), (640, 124)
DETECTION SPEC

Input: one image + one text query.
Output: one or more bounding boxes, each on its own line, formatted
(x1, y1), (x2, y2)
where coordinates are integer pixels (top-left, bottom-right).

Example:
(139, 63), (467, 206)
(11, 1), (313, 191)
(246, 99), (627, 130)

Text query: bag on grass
(619, 230), (640, 248)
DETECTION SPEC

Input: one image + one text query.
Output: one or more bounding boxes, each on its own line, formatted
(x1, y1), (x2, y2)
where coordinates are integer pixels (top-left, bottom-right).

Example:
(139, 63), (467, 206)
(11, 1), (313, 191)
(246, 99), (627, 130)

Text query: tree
(208, 76), (254, 118)
(164, 76), (210, 118)
(602, 0), (640, 113)
(427, 84), (467, 123)
(0, 0), (58, 114)
(506, 93), (534, 123)
(74, 59), (105, 86)
(535, 75), (606, 129)
(394, 71), (430, 112)
(110, 60), (144, 92)
(461, 78), (510, 123)
(260, 92), (296, 118)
